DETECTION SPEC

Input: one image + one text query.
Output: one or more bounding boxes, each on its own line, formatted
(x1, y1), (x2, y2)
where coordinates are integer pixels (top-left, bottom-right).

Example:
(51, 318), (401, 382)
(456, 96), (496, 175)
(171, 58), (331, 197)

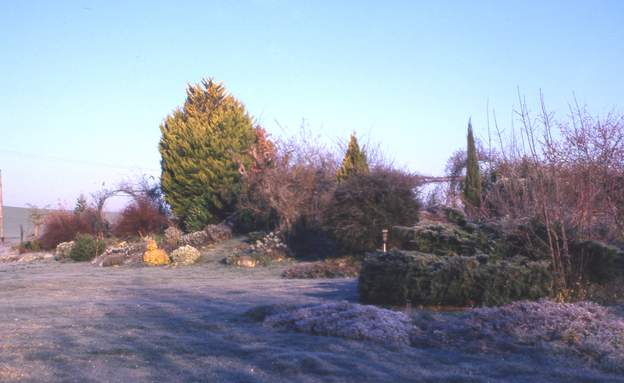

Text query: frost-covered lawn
(0, 258), (623, 382)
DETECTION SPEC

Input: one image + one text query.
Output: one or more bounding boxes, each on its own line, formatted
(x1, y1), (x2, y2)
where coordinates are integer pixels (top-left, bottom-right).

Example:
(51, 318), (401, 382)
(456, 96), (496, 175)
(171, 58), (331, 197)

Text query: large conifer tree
(463, 119), (481, 209)
(159, 79), (256, 230)
(336, 133), (369, 182)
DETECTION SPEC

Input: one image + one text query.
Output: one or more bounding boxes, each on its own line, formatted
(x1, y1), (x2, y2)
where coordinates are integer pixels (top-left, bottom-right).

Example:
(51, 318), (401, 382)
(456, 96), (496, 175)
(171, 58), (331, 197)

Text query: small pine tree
(336, 133), (369, 182)
(463, 119), (481, 209)
(74, 194), (88, 214)
(159, 78), (256, 231)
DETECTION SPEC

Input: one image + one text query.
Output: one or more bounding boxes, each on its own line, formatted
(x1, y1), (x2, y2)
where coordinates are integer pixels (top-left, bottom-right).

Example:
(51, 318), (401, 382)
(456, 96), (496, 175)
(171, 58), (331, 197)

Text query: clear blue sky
(1, 0), (623, 209)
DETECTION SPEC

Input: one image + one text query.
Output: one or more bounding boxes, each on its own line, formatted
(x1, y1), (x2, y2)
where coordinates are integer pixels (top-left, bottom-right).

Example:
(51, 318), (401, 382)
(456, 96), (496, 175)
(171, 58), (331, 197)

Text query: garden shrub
(358, 250), (553, 306)
(17, 240), (41, 254)
(40, 209), (102, 250)
(69, 234), (105, 262)
(159, 78), (256, 230)
(235, 128), (337, 257)
(113, 197), (169, 237)
(570, 240), (624, 283)
(282, 257), (360, 279)
(390, 222), (491, 257)
(325, 169), (421, 253)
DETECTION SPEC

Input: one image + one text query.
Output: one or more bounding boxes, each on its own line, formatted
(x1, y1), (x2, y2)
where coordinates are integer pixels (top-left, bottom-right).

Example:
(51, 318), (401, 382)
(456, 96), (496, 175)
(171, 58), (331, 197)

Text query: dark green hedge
(359, 250), (553, 307)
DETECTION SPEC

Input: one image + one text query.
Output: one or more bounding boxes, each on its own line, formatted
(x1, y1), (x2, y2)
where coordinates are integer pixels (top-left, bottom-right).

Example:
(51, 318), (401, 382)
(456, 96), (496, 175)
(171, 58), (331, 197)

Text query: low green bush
(570, 240), (624, 283)
(325, 169), (421, 254)
(359, 250), (553, 307)
(69, 234), (105, 262)
(18, 240), (41, 254)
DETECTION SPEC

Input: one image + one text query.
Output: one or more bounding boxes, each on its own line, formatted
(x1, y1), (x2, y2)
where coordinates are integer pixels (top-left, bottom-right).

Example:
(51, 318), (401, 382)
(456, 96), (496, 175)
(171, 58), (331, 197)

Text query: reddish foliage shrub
(113, 198), (169, 237)
(236, 129), (338, 257)
(39, 209), (100, 250)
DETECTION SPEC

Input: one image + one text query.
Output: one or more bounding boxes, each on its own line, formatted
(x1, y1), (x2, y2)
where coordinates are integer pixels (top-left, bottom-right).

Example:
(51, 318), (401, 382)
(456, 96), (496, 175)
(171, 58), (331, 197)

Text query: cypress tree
(159, 79), (256, 231)
(336, 133), (369, 182)
(463, 119), (481, 209)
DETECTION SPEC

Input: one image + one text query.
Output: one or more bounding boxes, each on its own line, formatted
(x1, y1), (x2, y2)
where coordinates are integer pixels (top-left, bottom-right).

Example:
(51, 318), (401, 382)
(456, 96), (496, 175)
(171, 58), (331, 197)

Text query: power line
(0, 149), (160, 173)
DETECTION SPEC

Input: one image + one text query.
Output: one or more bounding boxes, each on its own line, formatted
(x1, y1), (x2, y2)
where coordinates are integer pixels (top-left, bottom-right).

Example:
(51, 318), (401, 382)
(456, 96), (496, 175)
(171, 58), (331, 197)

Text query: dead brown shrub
(39, 209), (101, 250)
(113, 197), (169, 237)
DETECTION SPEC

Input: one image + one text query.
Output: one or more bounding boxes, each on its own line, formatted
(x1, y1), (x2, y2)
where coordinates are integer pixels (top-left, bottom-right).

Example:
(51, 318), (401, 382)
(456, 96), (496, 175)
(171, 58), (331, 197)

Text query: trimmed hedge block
(359, 250), (553, 307)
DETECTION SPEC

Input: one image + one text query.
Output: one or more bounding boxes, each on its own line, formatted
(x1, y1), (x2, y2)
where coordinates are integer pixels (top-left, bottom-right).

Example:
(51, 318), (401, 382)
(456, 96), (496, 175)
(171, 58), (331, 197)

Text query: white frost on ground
(265, 301), (414, 346)
(263, 300), (624, 373)
(0, 242), (623, 383)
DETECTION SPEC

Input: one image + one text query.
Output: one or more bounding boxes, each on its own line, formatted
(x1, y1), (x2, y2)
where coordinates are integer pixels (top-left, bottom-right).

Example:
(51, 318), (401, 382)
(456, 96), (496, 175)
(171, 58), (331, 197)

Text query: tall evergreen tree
(336, 133), (369, 182)
(159, 79), (256, 230)
(463, 119), (481, 209)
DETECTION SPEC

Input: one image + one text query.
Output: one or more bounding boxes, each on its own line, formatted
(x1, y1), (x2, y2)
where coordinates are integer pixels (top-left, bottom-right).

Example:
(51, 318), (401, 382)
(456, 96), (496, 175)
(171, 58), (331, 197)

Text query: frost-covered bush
(412, 300), (624, 373)
(264, 301), (414, 346)
(170, 245), (201, 265)
(260, 300), (624, 373)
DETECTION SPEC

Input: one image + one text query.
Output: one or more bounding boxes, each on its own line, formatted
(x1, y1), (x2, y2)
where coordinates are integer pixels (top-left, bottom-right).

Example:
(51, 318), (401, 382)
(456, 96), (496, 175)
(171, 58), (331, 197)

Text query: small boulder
(54, 241), (74, 261)
(170, 245), (201, 265)
(164, 226), (183, 248)
(236, 255), (257, 268)
(98, 253), (126, 267)
(179, 230), (210, 247)
(143, 239), (170, 266)
(204, 223), (232, 242)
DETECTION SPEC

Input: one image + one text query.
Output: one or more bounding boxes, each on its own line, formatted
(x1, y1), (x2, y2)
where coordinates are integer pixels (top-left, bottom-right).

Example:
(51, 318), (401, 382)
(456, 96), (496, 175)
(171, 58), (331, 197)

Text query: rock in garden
(54, 241), (74, 261)
(179, 230), (210, 247)
(164, 226), (183, 247)
(204, 223), (232, 242)
(235, 255), (257, 268)
(143, 239), (170, 266)
(170, 245), (201, 265)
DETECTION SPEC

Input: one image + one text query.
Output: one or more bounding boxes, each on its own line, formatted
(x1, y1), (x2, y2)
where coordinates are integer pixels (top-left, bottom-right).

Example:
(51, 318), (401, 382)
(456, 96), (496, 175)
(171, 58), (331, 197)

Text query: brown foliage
(475, 94), (624, 288)
(113, 198), (169, 237)
(236, 128), (337, 235)
(39, 209), (100, 250)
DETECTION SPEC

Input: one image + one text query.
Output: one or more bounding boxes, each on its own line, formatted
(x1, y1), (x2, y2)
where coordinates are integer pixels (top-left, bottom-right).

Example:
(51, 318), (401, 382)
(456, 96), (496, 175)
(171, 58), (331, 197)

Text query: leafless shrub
(477, 93), (624, 289)
(236, 127), (338, 252)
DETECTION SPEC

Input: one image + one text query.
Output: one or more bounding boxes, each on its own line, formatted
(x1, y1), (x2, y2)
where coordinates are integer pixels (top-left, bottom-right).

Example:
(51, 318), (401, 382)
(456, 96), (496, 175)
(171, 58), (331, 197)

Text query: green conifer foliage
(336, 134), (369, 182)
(463, 119), (482, 209)
(159, 79), (255, 230)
